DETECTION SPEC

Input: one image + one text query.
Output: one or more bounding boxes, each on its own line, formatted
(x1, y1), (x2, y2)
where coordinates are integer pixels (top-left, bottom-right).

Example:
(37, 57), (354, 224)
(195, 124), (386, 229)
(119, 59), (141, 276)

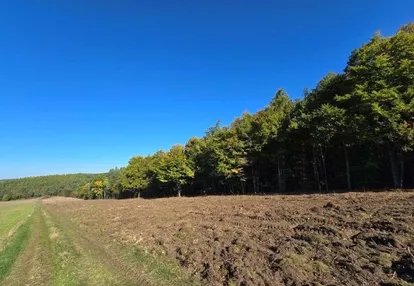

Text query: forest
(1, 23), (413, 201)
(0, 173), (101, 201)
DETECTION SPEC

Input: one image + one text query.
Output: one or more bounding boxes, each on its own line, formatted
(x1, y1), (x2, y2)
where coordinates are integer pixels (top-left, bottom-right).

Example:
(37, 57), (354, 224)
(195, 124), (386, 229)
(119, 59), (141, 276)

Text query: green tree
(342, 24), (414, 188)
(243, 89), (293, 193)
(107, 168), (123, 198)
(155, 145), (194, 197)
(121, 156), (151, 197)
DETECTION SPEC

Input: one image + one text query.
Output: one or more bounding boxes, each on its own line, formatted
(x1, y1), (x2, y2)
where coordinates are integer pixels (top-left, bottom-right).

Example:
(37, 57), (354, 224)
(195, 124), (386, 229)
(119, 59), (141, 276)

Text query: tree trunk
(320, 146), (329, 192)
(301, 145), (307, 192)
(399, 154), (404, 189)
(252, 176), (256, 194)
(229, 179), (235, 195)
(277, 160), (282, 193)
(240, 179), (245, 195)
(177, 184), (181, 197)
(388, 150), (399, 189)
(313, 146), (321, 192)
(212, 179), (216, 194)
(281, 159), (286, 193)
(344, 145), (352, 190)
(251, 164), (258, 194)
(202, 179), (207, 195)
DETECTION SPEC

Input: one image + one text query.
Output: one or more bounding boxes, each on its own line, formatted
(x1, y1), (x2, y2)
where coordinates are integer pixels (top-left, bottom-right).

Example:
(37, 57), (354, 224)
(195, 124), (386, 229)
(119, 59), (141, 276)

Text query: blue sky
(0, 1), (413, 179)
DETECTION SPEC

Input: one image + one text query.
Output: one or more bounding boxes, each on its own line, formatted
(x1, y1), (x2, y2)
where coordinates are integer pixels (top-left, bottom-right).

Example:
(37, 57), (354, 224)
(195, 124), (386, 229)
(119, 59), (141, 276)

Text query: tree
(154, 145), (194, 197)
(121, 156), (151, 197)
(308, 104), (346, 191)
(343, 24), (414, 188)
(107, 168), (123, 198)
(2, 194), (11, 201)
(257, 89), (294, 193)
(185, 137), (211, 194)
(80, 183), (92, 199)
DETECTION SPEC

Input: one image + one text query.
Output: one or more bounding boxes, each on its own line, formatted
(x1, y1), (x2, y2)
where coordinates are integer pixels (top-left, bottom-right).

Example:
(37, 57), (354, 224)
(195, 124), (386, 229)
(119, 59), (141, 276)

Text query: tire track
(1, 204), (51, 286)
(44, 204), (153, 286)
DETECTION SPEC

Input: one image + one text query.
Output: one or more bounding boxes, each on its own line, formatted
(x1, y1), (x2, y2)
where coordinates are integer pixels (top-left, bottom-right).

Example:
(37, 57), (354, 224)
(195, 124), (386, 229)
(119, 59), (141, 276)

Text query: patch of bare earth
(44, 192), (414, 286)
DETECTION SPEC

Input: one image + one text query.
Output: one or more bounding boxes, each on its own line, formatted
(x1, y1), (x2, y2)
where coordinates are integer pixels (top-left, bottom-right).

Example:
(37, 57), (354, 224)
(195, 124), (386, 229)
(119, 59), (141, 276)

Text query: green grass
(44, 207), (128, 285)
(0, 212), (34, 282)
(125, 245), (198, 285)
(0, 201), (35, 238)
(0, 200), (36, 283)
(132, 247), (177, 280)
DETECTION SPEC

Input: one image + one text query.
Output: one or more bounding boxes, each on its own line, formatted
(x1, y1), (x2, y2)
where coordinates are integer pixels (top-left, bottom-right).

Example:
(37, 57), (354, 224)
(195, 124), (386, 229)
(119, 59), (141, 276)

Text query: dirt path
(2, 204), (51, 286)
(1, 203), (134, 285)
(44, 204), (149, 286)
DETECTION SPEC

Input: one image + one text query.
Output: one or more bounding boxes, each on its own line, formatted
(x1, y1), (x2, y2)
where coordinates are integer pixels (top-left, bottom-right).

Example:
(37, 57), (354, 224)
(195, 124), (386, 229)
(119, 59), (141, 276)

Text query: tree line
(0, 173), (101, 201)
(2, 23), (413, 201)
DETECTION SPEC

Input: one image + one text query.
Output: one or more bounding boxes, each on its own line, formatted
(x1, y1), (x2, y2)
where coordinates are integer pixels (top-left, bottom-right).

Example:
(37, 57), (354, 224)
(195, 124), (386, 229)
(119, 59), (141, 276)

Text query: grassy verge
(0, 204), (52, 285)
(0, 211), (34, 282)
(0, 201), (35, 240)
(42, 206), (85, 285)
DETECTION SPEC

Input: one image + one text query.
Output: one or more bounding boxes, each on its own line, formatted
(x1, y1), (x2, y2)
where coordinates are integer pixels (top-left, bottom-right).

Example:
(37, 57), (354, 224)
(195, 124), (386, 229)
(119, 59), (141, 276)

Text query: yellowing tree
(93, 180), (104, 199)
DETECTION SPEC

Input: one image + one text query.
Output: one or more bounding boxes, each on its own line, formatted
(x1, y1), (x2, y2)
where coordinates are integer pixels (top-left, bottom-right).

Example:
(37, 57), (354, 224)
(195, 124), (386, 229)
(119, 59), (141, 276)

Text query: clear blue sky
(0, 1), (413, 179)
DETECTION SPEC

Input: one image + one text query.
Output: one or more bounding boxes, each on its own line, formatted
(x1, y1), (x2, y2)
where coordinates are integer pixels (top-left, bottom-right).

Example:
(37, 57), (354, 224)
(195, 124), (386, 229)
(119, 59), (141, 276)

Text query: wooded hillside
(0, 173), (101, 201)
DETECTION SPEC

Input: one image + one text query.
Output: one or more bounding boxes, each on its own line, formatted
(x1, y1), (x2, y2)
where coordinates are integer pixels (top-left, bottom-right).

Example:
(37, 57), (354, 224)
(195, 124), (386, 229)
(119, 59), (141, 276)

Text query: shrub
(2, 194), (11, 201)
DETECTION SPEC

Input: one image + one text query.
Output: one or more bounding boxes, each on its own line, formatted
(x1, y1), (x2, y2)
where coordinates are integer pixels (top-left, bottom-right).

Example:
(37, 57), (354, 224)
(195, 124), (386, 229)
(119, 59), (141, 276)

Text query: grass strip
(0, 213), (33, 282)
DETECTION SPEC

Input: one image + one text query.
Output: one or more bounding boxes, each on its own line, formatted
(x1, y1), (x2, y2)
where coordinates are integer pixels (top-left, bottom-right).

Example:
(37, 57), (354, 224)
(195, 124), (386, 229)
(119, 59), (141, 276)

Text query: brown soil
(44, 192), (414, 286)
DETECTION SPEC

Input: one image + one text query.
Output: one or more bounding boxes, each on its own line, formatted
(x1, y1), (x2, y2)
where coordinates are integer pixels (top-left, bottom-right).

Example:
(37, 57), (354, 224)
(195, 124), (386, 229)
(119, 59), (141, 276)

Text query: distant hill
(0, 173), (103, 201)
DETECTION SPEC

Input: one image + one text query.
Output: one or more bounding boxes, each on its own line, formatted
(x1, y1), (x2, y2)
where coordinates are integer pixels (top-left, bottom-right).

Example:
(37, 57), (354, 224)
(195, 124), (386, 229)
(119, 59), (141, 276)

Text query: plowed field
(43, 192), (414, 286)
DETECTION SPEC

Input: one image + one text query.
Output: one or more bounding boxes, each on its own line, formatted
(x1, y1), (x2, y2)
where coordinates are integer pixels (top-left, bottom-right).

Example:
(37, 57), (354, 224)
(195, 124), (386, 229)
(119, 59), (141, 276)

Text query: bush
(2, 194), (11, 201)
